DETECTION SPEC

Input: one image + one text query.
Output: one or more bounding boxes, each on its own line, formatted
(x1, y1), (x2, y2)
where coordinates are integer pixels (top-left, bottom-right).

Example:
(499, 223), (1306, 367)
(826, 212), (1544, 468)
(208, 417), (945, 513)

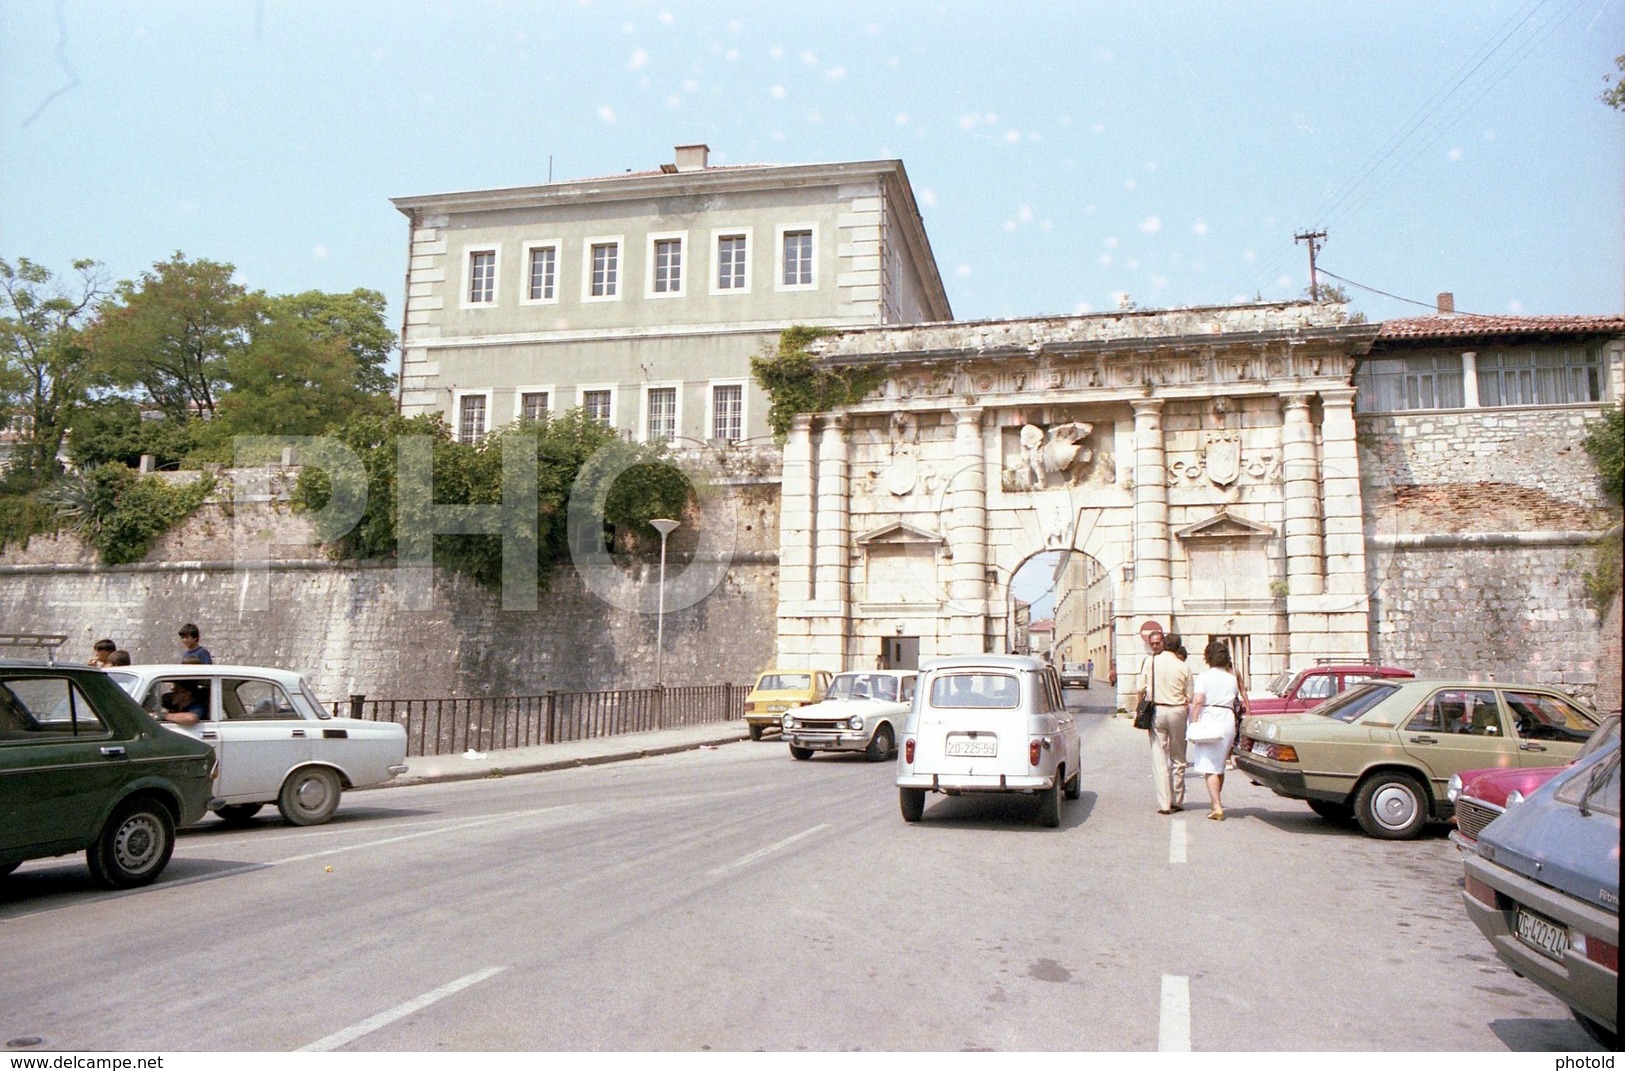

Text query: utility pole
(1294, 229), (1327, 298)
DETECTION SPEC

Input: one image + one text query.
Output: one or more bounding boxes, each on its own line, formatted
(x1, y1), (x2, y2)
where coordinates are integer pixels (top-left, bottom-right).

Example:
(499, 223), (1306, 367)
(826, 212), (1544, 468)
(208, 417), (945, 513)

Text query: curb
(365, 731), (753, 790)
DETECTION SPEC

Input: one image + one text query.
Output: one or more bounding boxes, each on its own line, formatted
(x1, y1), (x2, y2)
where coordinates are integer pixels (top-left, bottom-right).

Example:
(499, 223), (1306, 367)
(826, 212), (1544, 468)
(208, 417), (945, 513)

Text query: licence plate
(946, 735), (997, 758)
(767, 704), (787, 712)
(1515, 908), (1569, 961)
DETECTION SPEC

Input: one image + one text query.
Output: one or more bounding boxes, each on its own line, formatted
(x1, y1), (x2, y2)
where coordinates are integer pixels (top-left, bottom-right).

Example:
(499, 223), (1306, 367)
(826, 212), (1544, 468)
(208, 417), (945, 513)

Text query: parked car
(1462, 733), (1619, 1049)
(107, 664), (408, 827)
(1059, 662), (1091, 689)
(895, 654), (1080, 828)
(1234, 679), (1601, 839)
(743, 669), (832, 741)
(1247, 663), (1416, 715)
(1, 662), (216, 888)
(782, 670), (916, 762)
(1449, 713), (1621, 849)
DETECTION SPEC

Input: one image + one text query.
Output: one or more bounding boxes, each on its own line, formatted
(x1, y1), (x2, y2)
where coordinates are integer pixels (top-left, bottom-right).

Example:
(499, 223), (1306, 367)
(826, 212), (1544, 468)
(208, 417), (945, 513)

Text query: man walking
(1138, 628), (1192, 814)
(177, 623), (213, 664)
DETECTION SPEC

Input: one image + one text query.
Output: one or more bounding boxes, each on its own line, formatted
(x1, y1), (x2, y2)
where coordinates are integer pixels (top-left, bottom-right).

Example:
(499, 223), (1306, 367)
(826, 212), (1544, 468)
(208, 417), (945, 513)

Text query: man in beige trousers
(1138, 629), (1193, 814)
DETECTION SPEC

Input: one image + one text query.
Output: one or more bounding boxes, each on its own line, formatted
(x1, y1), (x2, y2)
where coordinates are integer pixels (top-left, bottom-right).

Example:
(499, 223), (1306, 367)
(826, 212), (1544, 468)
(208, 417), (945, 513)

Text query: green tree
(64, 398), (198, 471)
(263, 288), (396, 397)
(1582, 401), (1624, 614)
(0, 257), (107, 485)
(1604, 55), (1625, 110)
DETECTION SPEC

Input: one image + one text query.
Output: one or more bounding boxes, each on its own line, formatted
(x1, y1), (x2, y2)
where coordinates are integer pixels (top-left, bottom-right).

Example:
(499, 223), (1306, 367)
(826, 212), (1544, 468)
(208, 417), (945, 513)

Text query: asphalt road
(0, 694), (1603, 1052)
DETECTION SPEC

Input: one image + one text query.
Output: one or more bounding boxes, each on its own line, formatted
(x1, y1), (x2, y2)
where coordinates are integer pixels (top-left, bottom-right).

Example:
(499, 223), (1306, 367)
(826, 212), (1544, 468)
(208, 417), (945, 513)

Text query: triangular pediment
(857, 521), (943, 546)
(1174, 509), (1276, 540)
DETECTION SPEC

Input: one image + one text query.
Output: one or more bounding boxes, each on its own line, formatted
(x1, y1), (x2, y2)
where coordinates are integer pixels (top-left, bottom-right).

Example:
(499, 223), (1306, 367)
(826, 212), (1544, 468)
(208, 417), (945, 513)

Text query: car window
(1299, 674), (1335, 700)
(757, 674), (810, 691)
(1265, 671), (1293, 697)
(1577, 716), (1621, 759)
(0, 677), (109, 740)
(1317, 682), (1402, 723)
(1404, 689), (1502, 735)
(1504, 691), (1598, 743)
(900, 676), (917, 702)
(1554, 748), (1620, 817)
(223, 679), (301, 721)
(146, 679), (213, 720)
(929, 672), (1020, 709)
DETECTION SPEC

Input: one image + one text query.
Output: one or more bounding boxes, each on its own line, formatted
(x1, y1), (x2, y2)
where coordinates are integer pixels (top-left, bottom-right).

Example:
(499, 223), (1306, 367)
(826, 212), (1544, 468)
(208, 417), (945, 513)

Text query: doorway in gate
(881, 635), (920, 670)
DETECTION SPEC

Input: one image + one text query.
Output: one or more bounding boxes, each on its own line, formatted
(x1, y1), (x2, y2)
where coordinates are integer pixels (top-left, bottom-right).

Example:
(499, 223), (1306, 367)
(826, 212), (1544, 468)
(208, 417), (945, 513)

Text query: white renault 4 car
(896, 654), (1080, 827)
(108, 664), (408, 826)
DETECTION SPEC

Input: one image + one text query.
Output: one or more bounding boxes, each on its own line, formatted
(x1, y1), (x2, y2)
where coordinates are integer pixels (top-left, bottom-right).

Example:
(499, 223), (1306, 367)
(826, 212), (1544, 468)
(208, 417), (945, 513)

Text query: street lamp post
(649, 518), (680, 689)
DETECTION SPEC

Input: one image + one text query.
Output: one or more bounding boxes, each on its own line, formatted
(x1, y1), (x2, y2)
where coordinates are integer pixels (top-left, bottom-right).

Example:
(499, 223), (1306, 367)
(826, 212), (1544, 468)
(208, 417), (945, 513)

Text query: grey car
(1462, 731), (1619, 1048)
(782, 670), (917, 762)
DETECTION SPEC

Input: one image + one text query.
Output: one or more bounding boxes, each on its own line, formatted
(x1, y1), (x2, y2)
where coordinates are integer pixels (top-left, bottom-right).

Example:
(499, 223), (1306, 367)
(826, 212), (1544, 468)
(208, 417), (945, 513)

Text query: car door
(1502, 689), (1599, 768)
(0, 676), (120, 854)
(1399, 688), (1517, 797)
(214, 677), (312, 802)
(1287, 671), (1336, 713)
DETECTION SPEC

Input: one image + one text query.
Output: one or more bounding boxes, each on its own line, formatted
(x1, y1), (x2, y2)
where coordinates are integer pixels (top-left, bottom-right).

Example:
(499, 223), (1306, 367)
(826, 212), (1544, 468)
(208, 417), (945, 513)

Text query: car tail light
(1572, 931), (1619, 971)
(1030, 740), (1042, 766)
(1463, 873), (1497, 906)
(904, 738), (915, 764)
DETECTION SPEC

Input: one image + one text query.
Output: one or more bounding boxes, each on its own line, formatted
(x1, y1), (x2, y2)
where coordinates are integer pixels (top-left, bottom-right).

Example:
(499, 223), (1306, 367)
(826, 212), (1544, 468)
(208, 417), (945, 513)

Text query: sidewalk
(376, 719), (754, 789)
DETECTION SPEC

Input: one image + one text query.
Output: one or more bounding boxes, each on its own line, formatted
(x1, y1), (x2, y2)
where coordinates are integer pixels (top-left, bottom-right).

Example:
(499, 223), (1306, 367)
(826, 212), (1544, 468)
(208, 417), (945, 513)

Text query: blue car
(1462, 728), (1620, 1049)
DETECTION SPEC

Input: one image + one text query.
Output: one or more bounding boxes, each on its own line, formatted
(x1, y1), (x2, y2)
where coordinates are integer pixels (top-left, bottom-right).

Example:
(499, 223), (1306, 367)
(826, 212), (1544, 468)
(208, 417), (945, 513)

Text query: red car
(1449, 712), (1620, 849)
(1247, 663), (1416, 715)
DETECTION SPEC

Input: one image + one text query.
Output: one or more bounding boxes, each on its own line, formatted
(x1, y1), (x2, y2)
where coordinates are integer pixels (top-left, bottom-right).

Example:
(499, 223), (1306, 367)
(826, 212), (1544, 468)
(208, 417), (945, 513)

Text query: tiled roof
(1378, 314), (1625, 340)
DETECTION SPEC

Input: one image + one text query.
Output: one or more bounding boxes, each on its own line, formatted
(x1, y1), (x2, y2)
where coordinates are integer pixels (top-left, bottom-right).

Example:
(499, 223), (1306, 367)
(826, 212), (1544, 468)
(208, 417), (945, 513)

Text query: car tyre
(1038, 775), (1062, 828)
(1064, 766), (1082, 801)
(865, 724), (895, 762)
(1353, 771), (1428, 839)
(1574, 1010), (1616, 1049)
(748, 724), (764, 741)
(215, 803), (265, 826)
(899, 787), (925, 823)
(789, 745), (814, 761)
(1307, 799), (1355, 824)
(277, 766), (342, 826)
(86, 797), (175, 889)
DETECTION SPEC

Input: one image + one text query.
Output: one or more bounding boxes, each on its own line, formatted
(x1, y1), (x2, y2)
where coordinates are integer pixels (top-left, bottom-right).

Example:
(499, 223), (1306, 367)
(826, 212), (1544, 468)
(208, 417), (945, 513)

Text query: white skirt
(1186, 724), (1235, 775)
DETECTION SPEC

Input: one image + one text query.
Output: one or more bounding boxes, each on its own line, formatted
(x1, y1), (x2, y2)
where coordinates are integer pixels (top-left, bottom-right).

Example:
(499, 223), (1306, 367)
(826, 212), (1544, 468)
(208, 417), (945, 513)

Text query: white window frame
(461, 244), (501, 309)
(707, 379), (747, 443)
(776, 223), (818, 291)
(520, 241), (561, 305)
(453, 389), (492, 443)
(577, 384), (618, 427)
(581, 236), (624, 303)
(710, 227), (753, 295)
(645, 231), (688, 298)
(514, 385), (555, 422)
(640, 382), (683, 443)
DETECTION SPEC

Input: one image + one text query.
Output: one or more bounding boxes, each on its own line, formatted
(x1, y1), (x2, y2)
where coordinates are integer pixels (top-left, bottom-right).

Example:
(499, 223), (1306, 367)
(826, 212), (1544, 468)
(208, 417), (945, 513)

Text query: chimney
(673, 144), (709, 173)
(1436, 292), (1455, 315)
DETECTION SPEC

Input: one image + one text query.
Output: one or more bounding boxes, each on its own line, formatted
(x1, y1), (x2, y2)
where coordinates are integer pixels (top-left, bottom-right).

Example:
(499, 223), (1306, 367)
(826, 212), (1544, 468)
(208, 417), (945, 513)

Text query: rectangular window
(467, 250), (497, 304)
(782, 229), (813, 286)
(458, 394), (487, 443)
(520, 391), (550, 422)
(717, 234), (747, 290)
(1354, 355), (1464, 413)
(646, 387), (677, 442)
(583, 389), (613, 426)
(527, 245), (556, 301)
(590, 242), (619, 298)
(653, 238), (683, 294)
(711, 383), (743, 441)
(1476, 345), (1602, 407)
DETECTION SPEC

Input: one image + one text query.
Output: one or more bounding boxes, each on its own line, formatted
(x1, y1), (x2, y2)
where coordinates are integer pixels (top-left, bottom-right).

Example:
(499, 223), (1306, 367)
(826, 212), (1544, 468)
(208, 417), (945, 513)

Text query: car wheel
(1307, 800), (1355, 824)
(899, 787), (925, 823)
(1574, 1010), (1616, 1049)
(789, 745), (814, 761)
(215, 803), (265, 826)
(1038, 775), (1062, 828)
(86, 797), (175, 889)
(865, 725), (895, 762)
(277, 766), (342, 826)
(1353, 771), (1428, 839)
(748, 724), (764, 741)
(1064, 766), (1082, 801)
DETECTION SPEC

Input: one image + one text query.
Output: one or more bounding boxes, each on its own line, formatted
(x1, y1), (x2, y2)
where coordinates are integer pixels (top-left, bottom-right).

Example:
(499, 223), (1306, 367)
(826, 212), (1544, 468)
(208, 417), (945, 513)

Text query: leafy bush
(45, 464), (214, 565)
(66, 400), (198, 471)
(750, 325), (887, 442)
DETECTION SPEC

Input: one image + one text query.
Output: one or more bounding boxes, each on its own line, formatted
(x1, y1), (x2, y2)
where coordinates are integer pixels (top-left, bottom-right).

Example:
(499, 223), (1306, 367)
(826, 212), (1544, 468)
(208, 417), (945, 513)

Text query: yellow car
(744, 669), (832, 740)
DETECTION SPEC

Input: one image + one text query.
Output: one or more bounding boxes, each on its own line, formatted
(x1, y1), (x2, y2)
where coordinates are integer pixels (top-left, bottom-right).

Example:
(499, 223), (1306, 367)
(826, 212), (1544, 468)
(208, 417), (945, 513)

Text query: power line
(1316, 266), (1503, 318)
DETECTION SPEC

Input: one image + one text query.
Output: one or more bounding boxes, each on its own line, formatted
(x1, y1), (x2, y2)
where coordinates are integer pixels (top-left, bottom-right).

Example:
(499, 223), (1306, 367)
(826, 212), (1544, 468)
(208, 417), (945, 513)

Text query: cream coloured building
(391, 145), (951, 446)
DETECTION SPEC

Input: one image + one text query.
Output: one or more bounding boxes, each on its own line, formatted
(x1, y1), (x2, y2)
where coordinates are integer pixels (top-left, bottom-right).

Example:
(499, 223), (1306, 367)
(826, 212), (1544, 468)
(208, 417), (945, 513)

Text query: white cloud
(956, 264), (972, 278)
(770, 45), (784, 60)
(1103, 236), (1118, 248)
(1139, 215), (1162, 234)
(1017, 204), (1034, 223)
(1074, 300), (1093, 314)
(312, 244), (328, 259)
(597, 105), (616, 123)
(895, 112), (909, 126)
(666, 95), (682, 109)
(771, 84), (787, 99)
(658, 11), (674, 25)
(1507, 299), (1524, 313)
(629, 48), (648, 71)
(800, 50), (818, 66)
(1242, 249), (1257, 264)
(725, 48), (739, 62)
(1004, 130), (1021, 143)
(1275, 274), (1293, 288)
(1091, 123), (1105, 135)
(917, 187), (937, 207)
(1192, 220), (1209, 237)
(826, 66), (847, 81)
(1004, 220), (1019, 232)
(1098, 254), (1113, 267)
(1124, 178), (1137, 191)
(1448, 147), (1463, 161)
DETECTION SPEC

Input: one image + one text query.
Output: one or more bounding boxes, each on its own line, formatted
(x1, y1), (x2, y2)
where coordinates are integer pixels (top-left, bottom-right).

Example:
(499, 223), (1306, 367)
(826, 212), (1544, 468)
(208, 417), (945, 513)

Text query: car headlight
(1447, 773), (1463, 802)
(849, 715), (864, 730)
(782, 715), (796, 730)
(1504, 789), (1524, 807)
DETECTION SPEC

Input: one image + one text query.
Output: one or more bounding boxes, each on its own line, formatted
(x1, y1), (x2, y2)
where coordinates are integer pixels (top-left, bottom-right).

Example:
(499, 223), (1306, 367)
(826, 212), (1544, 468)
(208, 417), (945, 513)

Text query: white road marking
(273, 806), (574, 865)
(1159, 974), (1191, 1052)
(1169, 817), (1187, 864)
(707, 823), (830, 876)
(298, 965), (507, 1052)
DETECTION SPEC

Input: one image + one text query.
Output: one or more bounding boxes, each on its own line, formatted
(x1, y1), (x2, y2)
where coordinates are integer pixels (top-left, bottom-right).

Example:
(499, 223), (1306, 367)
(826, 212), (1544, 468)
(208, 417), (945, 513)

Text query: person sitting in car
(161, 681), (208, 728)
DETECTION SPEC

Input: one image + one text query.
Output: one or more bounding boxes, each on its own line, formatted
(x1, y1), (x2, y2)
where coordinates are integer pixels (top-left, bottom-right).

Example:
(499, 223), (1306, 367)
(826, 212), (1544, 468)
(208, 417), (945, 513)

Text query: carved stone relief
(1000, 421), (1095, 491)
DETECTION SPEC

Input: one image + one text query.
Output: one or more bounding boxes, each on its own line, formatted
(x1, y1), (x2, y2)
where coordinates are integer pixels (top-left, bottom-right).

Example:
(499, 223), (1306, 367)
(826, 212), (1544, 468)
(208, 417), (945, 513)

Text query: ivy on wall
(750, 325), (887, 443)
(1582, 400), (1624, 614)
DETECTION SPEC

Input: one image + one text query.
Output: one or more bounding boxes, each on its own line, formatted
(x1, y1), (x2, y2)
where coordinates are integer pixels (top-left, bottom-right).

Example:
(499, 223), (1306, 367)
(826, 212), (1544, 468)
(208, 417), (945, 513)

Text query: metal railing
(331, 684), (750, 758)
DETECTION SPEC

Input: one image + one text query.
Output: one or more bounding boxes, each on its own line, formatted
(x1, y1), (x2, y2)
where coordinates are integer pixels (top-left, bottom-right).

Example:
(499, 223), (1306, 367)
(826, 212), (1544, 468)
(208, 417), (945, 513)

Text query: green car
(1, 662), (217, 888)
(1235, 678), (1601, 840)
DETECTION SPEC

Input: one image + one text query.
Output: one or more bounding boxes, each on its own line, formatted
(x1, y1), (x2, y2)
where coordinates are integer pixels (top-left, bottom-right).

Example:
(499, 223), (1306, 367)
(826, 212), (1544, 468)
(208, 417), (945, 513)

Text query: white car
(781, 670), (918, 762)
(107, 664), (408, 826)
(896, 654), (1081, 827)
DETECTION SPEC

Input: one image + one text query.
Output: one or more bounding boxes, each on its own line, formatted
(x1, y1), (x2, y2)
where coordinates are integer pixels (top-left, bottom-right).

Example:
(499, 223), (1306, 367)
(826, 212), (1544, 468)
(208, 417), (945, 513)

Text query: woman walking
(1187, 640), (1247, 820)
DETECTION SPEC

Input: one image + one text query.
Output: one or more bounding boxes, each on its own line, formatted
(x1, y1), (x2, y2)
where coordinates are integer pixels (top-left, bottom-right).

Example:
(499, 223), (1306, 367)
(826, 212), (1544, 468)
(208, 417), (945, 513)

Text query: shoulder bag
(1133, 658), (1156, 730)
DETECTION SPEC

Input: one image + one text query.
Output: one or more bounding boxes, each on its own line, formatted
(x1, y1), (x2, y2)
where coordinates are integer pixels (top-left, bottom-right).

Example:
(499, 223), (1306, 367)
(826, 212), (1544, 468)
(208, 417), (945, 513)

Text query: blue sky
(3, 0), (1621, 331)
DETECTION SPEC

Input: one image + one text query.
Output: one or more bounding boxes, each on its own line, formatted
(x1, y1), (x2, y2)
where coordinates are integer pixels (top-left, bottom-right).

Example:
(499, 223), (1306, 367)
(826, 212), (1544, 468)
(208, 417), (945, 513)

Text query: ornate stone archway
(773, 302), (1382, 706)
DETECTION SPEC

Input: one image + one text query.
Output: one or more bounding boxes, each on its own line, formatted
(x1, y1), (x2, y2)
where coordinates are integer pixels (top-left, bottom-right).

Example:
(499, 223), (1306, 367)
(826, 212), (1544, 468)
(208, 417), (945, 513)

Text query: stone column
(775, 414), (816, 664)
(946, 407), (989, 655)
(1319, 388), (1367, 599)
(1281, 393), (1325, 597)
(810, 415), (851, 667)
(1130, 399), (1172, 614)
